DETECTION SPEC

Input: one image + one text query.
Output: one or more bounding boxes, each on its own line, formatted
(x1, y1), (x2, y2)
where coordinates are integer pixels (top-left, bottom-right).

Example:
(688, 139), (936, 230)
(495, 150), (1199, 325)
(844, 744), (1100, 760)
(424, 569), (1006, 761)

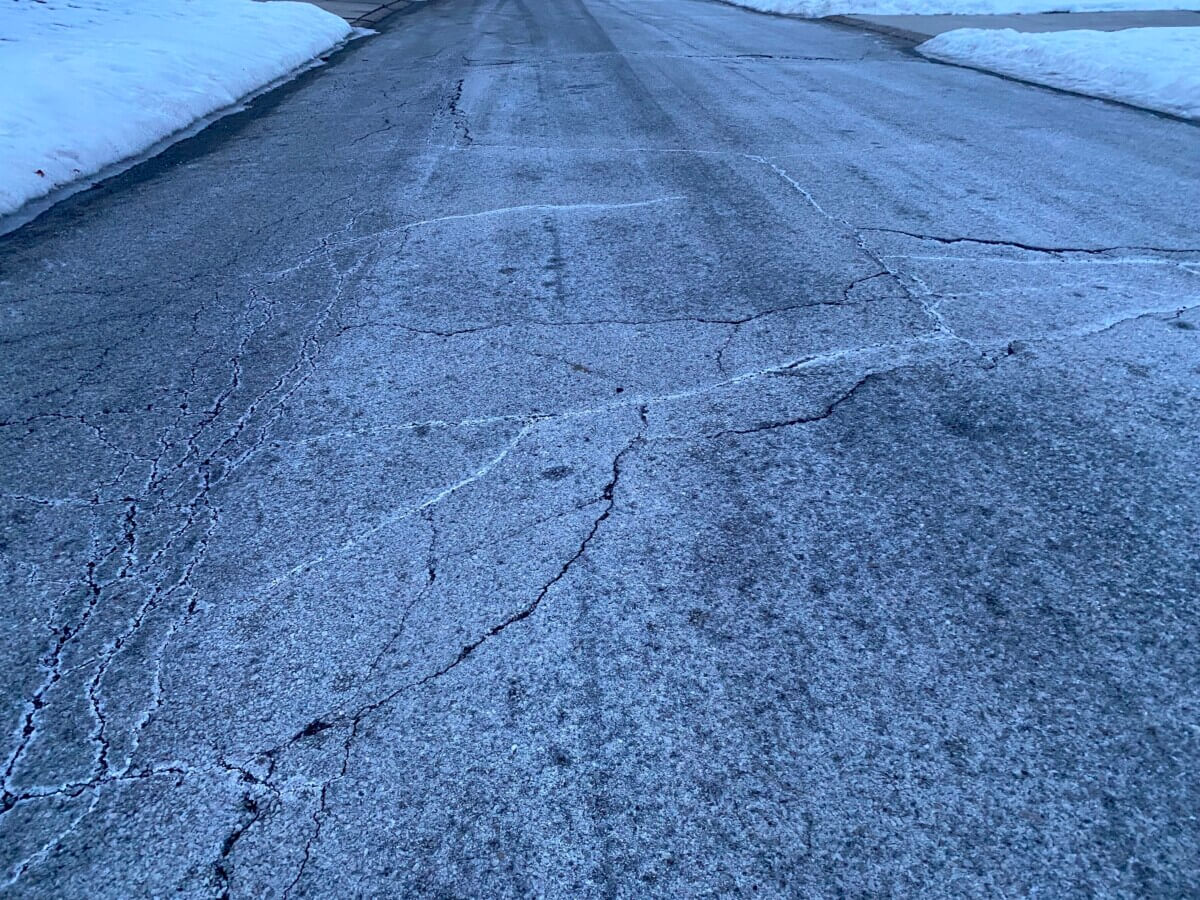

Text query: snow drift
(726, 0), (1197, 17)
(918, 27), (1200, 120)
(0, 0), (352, 217)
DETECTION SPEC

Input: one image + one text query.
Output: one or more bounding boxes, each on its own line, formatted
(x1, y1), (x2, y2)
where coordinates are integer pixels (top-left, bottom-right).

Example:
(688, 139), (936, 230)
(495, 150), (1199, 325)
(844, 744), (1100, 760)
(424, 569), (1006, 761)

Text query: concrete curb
(350, 0), (421, 27)
(824, 14), (928, 43)
(299, 0), (433, 28)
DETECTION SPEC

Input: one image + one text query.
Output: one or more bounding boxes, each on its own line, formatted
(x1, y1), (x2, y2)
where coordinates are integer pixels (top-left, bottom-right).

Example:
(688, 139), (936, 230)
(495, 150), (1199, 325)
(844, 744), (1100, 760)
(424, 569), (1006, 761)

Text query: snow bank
(727, 0), (1196, 17)
(0, 0), (352, 217)
(918, 27), (1200, 119)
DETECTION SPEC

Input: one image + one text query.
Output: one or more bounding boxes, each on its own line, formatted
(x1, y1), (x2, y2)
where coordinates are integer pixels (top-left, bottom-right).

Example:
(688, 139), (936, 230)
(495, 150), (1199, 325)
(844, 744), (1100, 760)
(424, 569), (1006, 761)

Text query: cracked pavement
(2, 0), (1199, 895)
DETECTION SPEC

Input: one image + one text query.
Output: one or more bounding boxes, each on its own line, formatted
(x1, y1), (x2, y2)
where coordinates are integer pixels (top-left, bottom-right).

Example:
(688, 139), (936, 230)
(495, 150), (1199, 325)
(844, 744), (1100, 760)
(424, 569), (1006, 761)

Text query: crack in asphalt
(447, 78), (472, 146)
(12, 294), (1180, 760)
(400, 196), (686, 231)
(861, 226), (1200, 257)
(0, 760), (237, 887)
(1, 788), (103, 889)
(261, 419), (539, 593)
(263, 426), (645, 897)
(214, 792), (266, 900)
(4, 290), (1192, 885)
(5, 92), (1198, 886)
(745, 155), (970, 345)
(348, 118), (398, 147)
(1, 251), (374, 833)
(339, 278), (900, 348)
(363, 508), (439, 682)
(180, 290), (1200, 889)
(1, 551), (114, 814)
(423, 427), (641, 684)
(713, 370), (881, 437)
(5, 147), (1193, 840)
(244, 329), (954, 602)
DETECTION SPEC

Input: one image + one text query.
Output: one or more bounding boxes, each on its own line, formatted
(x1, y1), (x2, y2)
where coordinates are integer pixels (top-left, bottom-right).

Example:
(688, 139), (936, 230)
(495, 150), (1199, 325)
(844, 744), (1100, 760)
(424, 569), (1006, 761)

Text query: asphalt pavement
(2, 0), (1199, 895)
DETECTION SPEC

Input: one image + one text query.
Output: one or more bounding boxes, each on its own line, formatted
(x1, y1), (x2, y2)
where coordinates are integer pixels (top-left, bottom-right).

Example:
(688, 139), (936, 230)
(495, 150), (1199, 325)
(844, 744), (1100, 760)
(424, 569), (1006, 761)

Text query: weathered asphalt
(2, 0), (1199, 895)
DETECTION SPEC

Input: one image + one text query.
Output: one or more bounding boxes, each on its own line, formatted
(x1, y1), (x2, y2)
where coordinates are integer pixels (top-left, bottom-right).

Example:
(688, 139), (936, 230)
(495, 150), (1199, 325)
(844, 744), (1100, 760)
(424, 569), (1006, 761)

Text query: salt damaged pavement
(2, 0), (1199, 894)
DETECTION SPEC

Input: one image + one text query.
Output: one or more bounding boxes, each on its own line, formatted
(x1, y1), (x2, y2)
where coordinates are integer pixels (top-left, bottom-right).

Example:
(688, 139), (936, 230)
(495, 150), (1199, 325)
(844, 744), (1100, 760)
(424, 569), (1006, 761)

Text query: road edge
(0, 29), (374, 242)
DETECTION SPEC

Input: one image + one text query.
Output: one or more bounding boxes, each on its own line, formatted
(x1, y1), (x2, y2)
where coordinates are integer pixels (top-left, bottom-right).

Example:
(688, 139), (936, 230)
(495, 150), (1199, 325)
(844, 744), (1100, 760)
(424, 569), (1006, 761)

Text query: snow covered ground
(0, 0), (352, 218)
(918, 27), (1200, 119)
(727, 0), (1196, 18)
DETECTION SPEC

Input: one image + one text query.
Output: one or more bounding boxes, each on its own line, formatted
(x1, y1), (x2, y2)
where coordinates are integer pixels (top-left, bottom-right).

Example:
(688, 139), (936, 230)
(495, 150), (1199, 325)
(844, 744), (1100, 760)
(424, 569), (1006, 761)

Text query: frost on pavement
(0, 0), (352, 217)
(919, 27), (1200, 121)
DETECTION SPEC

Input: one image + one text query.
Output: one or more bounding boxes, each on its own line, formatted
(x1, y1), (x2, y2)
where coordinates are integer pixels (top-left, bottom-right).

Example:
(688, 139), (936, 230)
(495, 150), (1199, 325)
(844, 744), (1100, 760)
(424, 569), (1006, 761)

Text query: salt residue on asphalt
(728, 0), (1195, 16)
(0, 0), (352, 216)
(918, 26), (1200, 120)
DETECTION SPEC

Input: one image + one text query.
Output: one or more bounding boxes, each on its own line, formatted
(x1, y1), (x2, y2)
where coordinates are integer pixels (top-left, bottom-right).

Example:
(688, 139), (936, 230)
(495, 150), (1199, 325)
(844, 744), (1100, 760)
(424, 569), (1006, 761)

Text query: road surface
(2, 0), (1198, 894)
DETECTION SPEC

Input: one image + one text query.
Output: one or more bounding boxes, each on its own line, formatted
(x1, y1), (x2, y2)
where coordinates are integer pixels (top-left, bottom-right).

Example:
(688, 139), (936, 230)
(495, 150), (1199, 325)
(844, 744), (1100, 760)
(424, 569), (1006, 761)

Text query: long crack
(1, 245), (377, 823)
(266, 425), (644, 896)
(447, 77), (473, 146)
(6, 293), (1191, 886)
(713, 371), (881, 437)
(424, 426), (641, 684)
(6, 137), (1197, 889)
(861, 226), (1200, 257)
(746, 155), (968, 344)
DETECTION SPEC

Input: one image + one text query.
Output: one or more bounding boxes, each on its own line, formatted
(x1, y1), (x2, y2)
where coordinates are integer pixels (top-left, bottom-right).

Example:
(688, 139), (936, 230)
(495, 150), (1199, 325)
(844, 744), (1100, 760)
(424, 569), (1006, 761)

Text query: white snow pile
(919, 27), (1200, 119)
(727, 0), (1195, 17)
(0, 0), (352, 217)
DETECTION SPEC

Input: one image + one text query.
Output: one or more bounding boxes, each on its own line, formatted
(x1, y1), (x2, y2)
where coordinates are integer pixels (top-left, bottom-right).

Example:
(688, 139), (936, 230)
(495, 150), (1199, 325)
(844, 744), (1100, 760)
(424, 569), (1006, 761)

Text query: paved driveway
(2, 0), (1198, 894)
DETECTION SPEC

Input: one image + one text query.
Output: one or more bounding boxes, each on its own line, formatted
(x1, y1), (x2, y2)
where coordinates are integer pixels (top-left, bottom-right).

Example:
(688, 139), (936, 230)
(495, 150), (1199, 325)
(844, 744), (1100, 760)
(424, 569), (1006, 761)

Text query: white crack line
(262, 420), (539, 592)
(2, 788), (101, 888)
(248, 333), (951, 598)
(261, 196), (687, 281)
(241, 288), (1193, 600)
(400, 196), (685, 230)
